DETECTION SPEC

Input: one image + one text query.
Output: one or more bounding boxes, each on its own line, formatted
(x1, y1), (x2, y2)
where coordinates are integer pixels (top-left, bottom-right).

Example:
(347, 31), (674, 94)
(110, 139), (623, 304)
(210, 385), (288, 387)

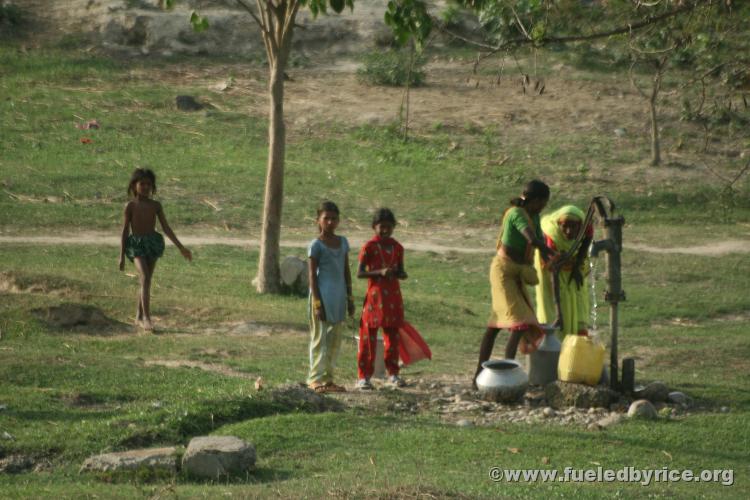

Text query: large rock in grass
(182, 436), (256, 479)
(634, 381), (670, 403)
(280, 256), (309, 296)
(80, 447), (178, 474)
(627, 399), (658, 420)
(545, 381), (617, 409)
(668, 391), (691, 406)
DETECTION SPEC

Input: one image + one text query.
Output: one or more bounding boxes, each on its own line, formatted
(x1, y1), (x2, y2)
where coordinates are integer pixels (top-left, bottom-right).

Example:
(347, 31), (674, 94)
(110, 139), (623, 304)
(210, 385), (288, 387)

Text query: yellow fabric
(540, 205), (585, 254)
(487, 254), (539, 329)
(307, 308), (344, 385)
(534, 205), (591, 336)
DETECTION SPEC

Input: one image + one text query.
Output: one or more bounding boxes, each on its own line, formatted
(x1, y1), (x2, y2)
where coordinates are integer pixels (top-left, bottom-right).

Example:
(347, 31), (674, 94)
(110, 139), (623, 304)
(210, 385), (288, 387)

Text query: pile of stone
(80, 436), (255, 480)
(414, 379), (694, 430)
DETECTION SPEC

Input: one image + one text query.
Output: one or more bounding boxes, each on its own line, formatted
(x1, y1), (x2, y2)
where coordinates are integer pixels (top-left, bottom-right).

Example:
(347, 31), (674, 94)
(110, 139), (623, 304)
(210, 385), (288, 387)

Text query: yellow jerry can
(558, 335), (605, 385)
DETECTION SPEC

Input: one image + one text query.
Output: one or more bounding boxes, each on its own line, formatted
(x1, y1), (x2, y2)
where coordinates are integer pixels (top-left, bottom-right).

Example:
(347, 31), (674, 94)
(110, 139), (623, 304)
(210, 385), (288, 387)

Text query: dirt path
(1, 232), (747, 256)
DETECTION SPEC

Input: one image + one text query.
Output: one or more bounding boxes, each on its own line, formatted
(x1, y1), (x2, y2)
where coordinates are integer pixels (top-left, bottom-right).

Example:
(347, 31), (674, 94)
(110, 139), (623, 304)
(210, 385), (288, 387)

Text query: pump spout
(590, 239), (615, 258)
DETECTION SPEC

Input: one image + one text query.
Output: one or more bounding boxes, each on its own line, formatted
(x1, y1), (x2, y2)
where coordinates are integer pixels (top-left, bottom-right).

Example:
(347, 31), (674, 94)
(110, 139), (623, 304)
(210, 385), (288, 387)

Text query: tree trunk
(256, 59), (287, 293)
(649, 98), (660, 166)
(649, 59), (665, 167)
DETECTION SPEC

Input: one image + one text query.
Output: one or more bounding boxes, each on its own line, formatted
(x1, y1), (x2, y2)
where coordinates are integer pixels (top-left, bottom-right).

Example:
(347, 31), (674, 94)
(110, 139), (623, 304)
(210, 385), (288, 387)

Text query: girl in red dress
(356, 208), (430, 390)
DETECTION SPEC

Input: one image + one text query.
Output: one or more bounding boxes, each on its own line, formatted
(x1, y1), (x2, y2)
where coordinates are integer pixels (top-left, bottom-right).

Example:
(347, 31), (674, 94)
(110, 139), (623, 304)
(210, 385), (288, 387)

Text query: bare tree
(234, 0), (302, 293)
(630, 54), (670, 166)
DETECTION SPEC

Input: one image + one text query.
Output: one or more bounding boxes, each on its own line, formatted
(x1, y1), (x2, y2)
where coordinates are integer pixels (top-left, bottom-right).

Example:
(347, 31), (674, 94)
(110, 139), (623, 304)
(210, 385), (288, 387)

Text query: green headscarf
(540, 205), (585, 253)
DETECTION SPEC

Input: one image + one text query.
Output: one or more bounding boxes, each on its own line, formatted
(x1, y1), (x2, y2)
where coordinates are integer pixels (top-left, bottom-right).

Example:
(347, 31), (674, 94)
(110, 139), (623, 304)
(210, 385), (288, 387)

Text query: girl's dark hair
(127, 168), (157, 197)
(510, 179), (550, 207)
(317, 200), (339, 216)
(372, 207), (397, 227)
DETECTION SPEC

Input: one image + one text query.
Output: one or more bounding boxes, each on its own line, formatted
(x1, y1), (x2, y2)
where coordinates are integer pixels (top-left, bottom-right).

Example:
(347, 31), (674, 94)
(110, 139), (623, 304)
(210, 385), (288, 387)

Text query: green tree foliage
(357, 49), (426, 87)
(385, 0), (433, 48)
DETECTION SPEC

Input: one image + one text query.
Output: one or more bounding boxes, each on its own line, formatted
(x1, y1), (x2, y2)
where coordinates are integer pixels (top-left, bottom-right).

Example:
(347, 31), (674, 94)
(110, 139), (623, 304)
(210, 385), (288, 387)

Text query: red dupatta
(358, 235), (432, 366)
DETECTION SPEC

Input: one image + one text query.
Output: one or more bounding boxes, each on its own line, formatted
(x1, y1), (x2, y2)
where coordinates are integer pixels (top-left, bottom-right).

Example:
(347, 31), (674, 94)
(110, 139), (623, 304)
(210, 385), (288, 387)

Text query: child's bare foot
(142, 318), (154, 332)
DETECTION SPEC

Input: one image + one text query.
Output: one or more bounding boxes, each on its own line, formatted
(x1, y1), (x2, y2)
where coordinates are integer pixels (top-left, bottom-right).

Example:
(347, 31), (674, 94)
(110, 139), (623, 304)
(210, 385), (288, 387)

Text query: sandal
(325, 382), (346, 393)
(309, 382), (328, 394)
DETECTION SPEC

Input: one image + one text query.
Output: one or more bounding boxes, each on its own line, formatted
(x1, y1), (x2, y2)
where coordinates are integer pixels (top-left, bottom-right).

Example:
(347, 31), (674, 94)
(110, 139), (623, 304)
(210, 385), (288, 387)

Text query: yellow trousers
(307, 308), (344, 385)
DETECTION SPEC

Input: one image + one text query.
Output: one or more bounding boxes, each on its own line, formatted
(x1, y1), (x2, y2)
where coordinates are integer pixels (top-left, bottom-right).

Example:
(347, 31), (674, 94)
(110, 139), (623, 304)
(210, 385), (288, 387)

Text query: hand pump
(589, 197), (627, 391)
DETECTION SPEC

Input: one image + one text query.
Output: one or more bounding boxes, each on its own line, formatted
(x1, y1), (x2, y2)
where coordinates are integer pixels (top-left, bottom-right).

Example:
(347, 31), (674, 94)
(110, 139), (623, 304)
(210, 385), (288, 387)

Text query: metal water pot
(475, 359), (529, 403)
(526, 325), (561, 386)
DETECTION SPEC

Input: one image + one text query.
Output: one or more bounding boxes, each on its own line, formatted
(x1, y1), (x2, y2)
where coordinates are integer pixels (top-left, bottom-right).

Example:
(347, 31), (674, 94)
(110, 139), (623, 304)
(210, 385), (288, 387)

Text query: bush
(0, 3), (24, 28)
(357, 49), (426, 87)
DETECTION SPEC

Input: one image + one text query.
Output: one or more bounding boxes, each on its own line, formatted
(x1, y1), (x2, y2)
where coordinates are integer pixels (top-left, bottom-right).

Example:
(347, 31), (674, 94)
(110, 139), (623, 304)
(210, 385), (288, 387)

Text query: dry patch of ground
(31, 303), (127, 334)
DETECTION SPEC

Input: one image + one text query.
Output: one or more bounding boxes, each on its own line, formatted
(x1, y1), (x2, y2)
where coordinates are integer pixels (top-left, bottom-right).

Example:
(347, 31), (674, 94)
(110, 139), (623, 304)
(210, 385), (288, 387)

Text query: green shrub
(357, 49), (426, 87)
(0, 3), (24, 28)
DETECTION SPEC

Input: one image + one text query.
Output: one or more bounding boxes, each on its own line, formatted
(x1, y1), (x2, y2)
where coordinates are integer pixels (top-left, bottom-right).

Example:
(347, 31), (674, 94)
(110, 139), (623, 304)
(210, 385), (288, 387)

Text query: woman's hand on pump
(569, 267), (584, 289)
(539, 244), (557, 264)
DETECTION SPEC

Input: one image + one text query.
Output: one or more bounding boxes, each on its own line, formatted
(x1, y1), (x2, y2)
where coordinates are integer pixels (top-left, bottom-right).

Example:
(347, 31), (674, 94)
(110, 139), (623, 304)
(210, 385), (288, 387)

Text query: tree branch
(702, 160), (750, 187)
(282, 0), (300, 43)
(257, 0), (278, 57)
(650, 56), (666, 104)
(629, 61), (648, 99)
(434, 0), (700, 56)
(235, 0), (266, 33)
(509, 5), (532, 41)
(730, 161), (750, 188)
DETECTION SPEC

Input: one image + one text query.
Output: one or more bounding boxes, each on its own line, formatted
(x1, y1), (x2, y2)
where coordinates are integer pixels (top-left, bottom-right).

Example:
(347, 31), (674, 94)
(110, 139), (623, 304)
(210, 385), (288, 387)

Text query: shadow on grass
(177, 466), (293, 485)
(9, 408), (119, 423)
(90, 466), (292, 486)
(677, 382), (750, 410)
(119, 389), (345, 450)
(544, 422), (748, 464)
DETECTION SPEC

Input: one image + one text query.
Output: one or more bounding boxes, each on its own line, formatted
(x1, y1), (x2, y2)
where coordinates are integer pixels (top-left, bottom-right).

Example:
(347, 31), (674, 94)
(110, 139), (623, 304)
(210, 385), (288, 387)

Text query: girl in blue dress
(307, 201), (355, 393)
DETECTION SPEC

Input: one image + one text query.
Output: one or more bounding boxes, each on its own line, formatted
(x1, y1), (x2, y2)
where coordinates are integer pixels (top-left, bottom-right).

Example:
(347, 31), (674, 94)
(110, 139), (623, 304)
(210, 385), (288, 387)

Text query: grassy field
(1, 40), (749, 498)
(1, 46), (749, 235)
(0, 244), (748, 497)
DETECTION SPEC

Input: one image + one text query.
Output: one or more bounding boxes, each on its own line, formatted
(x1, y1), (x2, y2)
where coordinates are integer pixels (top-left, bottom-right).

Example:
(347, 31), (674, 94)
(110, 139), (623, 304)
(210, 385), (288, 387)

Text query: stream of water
(588, 247), (606, 345)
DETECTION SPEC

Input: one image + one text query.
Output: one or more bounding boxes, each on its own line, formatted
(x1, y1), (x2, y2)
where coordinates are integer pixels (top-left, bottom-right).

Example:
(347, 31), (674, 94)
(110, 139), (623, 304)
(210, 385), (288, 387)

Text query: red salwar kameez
(357, 236), (431, 380)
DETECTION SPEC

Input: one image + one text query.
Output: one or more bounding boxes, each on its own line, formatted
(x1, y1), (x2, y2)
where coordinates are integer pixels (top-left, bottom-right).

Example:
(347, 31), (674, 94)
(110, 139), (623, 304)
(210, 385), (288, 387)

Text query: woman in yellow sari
(473, 180), (556, 388)
(534, 205), (593, 336)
